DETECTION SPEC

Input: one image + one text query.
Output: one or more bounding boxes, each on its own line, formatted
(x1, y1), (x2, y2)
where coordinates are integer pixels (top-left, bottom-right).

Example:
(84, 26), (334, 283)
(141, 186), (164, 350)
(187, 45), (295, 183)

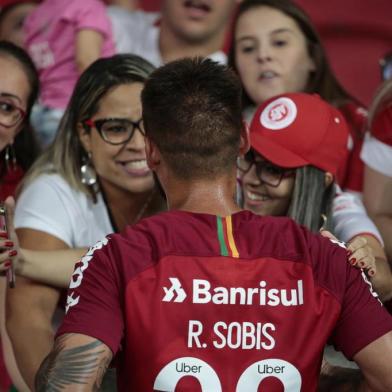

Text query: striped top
(216, 215), (239, 258)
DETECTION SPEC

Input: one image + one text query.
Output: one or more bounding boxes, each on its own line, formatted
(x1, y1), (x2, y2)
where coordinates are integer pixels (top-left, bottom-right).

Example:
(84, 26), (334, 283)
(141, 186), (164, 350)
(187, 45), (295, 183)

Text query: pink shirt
(24, 0), (115, 109)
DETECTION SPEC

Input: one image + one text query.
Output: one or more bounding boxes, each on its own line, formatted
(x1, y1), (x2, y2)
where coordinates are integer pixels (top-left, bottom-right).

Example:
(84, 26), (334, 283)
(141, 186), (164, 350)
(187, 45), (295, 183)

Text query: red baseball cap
(249, 93), (349, 177)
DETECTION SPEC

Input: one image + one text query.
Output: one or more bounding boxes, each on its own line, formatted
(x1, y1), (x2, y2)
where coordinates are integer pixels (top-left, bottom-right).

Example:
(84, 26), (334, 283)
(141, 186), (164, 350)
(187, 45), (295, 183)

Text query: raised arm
(75, 30), (104, 73)
(6, 229), (68, 390)
(0, 198), (87, 287)
(36, 333), (113, 391)
(17, 247), (87, 288)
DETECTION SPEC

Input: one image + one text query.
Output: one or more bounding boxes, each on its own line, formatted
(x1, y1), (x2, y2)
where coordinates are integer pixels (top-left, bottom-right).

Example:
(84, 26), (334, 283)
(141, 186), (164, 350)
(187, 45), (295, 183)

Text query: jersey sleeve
(15, 175), (75, 246)
(57, 237), (124, 355)
(332, 187), (383, 244)
(318, 238), (392, 359)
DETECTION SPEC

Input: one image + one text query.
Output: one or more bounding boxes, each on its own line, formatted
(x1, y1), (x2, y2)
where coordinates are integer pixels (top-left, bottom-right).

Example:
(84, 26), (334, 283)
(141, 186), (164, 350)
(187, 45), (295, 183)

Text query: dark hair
(24, 54), (156, 197)
(0, 40), (40, 174)
(142, 57), (243, 180)
(288, 165), (335, 233)
(228, 0), (354, 109)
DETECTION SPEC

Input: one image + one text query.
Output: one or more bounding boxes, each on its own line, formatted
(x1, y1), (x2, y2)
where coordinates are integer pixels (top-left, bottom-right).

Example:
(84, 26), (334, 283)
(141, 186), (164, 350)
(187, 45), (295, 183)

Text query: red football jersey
(58, 210), (392, 391)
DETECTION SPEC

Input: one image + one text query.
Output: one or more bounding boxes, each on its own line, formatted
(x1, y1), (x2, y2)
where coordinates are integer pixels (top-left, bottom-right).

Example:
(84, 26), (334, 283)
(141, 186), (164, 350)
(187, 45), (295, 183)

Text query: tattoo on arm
(35, 334), (112, 391)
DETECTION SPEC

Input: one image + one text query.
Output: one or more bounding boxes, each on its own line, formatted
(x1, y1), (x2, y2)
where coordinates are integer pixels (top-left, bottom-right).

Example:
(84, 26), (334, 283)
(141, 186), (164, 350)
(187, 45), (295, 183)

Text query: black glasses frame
(84, 117), (145, 145)
(237, 150), (295, 187)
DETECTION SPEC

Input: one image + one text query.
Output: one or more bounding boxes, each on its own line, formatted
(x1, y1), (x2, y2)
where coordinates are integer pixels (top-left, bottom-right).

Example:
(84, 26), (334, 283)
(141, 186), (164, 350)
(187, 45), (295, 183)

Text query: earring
(5, 144), (17, 171)
(80, 152), (97, 187)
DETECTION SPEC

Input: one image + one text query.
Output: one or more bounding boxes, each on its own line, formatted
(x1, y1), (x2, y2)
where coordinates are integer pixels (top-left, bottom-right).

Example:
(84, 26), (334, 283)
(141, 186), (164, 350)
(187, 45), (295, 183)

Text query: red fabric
(295, 0), (392, 106)
(0, 342), (11, 391)
(140, 0), (160, 11)
(58, 210), (392, 391)
(337, 102), (367, 192)
(0, 166), (24, 201)
(250, 93), (349, 178)
(372, 106), (392, 146)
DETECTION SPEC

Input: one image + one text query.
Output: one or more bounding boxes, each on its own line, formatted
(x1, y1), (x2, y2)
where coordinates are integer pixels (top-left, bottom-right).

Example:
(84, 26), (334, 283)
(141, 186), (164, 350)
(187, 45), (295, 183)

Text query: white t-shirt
(332, 187), (383, 244)
(108, 7), (227, 67)
(15, 174), (113, 247)
(361, 133), (392, 178)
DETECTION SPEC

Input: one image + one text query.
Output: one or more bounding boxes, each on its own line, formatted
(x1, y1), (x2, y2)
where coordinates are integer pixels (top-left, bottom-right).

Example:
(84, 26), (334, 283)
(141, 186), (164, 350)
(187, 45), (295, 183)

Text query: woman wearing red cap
(228, 0), (388, 301)
(228, 0), (367, 194)
(238, 92), (392, 388)
(238, 93), (392, 302)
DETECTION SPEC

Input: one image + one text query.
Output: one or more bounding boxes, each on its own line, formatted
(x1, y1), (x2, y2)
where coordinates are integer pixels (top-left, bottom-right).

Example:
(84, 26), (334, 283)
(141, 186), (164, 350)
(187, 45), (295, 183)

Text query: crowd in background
(0, 0), (391, 391)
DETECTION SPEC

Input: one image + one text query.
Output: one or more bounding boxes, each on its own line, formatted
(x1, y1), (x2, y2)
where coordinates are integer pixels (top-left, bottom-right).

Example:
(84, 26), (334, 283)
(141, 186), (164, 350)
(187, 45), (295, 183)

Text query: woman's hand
(320, 229), (376, 276)
(0, 196), (20, 273)
(346, 236), (376, 277)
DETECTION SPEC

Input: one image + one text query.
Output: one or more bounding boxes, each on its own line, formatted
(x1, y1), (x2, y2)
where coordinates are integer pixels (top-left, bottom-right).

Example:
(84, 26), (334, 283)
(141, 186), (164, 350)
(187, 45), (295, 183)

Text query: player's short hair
(142, 57), (243, 179)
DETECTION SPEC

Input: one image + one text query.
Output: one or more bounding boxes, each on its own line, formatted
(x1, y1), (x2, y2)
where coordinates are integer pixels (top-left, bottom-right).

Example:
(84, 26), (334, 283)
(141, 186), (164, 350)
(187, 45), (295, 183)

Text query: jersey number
(153, 357), (301, 391)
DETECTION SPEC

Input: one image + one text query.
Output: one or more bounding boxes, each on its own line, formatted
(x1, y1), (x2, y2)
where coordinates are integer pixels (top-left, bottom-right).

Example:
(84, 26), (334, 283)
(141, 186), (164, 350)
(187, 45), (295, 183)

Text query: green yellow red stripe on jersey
(216, 215), (239, 258)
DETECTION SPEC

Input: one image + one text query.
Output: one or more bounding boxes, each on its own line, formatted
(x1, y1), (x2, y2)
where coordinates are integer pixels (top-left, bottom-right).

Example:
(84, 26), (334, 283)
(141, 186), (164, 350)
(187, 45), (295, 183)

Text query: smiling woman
(0, 40), (40, 392)
(0, 41), (39, 200)
(5, 53), (166, 390)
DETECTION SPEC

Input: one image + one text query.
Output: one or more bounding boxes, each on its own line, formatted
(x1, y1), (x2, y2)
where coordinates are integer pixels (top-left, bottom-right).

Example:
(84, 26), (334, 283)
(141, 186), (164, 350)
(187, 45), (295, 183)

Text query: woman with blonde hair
(6, 53), (166, 390)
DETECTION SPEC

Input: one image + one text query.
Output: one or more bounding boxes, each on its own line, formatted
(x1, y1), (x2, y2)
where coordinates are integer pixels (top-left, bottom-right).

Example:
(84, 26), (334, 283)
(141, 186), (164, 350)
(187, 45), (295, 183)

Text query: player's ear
(145, 137), (160, 170)
(239, 121), (250, 156)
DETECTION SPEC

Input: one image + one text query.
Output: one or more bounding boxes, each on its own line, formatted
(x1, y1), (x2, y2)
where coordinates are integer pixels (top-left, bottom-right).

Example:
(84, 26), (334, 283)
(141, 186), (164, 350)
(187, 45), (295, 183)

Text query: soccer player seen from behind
(36, 58), (392, 391)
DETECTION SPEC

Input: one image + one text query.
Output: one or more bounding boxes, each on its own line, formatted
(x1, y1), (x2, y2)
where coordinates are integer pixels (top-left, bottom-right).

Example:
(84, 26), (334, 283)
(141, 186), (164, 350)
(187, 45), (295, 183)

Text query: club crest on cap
(260, 97), (297, 130)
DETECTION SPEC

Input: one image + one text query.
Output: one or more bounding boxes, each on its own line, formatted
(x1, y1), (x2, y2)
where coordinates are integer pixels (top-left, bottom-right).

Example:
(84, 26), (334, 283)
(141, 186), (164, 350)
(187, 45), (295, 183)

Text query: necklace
(102, 188), (157, 232)
(132, 189), (156, 225)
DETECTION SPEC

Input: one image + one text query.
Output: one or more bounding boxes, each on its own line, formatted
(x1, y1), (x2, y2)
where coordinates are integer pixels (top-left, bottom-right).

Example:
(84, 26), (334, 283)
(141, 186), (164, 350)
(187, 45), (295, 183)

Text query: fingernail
(0, 232), (8, 238)
(8, 250), (17, 257)
(368, 269), (375, 276)
(359, 261), (365, 268)
(350, 258), (357, 265)
(4, 261), (11, 268)
(4, 241), (13, 247)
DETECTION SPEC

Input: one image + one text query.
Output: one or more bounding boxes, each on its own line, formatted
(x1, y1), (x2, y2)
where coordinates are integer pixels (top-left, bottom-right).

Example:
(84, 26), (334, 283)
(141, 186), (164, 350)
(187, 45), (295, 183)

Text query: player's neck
(158, 23), (225, 64)
(165, 175), (241, 217)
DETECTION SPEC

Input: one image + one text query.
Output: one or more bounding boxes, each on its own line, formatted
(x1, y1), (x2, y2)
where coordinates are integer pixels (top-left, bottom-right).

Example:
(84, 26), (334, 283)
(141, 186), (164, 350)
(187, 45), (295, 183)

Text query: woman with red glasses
(0, 40), (40, 392)
(5, 53), (166, 390)
(0, 40), (39, 201)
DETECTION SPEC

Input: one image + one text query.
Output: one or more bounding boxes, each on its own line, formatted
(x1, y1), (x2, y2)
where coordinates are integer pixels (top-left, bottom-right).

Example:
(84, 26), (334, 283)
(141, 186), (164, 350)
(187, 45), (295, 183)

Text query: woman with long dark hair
(0, 39), (40, 392)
